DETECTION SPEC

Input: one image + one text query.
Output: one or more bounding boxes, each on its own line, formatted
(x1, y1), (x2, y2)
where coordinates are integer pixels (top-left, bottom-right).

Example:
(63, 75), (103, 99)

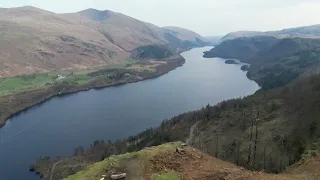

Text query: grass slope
(65, 142), (320, 180)
(0, 59), (142, 97)
(66, 142), (180, 180)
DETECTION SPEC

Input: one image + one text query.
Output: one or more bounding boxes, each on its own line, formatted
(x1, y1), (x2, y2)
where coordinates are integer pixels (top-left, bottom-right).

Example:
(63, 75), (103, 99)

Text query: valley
(30, 27), (320, 180)
(0, 47), (259, 180)
(0, 6), (212, 127)
(0, 2), (320, 180)
(0, 55), (185, 127)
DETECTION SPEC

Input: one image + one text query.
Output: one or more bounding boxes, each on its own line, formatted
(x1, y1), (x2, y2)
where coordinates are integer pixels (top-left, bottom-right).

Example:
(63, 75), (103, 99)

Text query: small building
(57, 75), (66, 80)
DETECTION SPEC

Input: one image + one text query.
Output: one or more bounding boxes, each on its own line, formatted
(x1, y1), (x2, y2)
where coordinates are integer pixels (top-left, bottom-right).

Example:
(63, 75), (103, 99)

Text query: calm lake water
(0, 47), (260, 180)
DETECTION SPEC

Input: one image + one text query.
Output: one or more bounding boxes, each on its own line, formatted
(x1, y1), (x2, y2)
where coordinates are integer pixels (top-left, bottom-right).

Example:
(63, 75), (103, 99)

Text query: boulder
(111, 173), (127, 179)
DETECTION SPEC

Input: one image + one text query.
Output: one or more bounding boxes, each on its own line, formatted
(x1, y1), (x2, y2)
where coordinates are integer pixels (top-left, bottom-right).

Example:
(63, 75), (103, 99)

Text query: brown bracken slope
(0, 6), (206, 78)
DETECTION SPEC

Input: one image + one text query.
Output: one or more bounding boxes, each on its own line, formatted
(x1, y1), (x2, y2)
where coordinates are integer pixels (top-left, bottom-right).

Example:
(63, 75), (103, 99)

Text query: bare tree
(247, 106), (255, 166)
(269, 155), (273, 172)
(253, 104), (260, 166)
(263, 144), (267, 170)
(215, 129), (220, 158)
(237, 142), (241, 165)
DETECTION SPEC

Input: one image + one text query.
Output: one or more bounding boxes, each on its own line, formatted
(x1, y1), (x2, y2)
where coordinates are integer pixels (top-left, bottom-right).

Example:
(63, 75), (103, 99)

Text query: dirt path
(186, 121), (200, 145)
(49, 160), (63, 180)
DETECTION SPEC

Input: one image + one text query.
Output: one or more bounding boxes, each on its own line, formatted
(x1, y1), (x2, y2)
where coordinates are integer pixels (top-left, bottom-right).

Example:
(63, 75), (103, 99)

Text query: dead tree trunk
(215, 130), (219, 158)
(247, 112), (255, 166)
(253, 123), (259, 166)
(269, 156), (273, 172)
(289, 153), (292, 165)
(253, 105), (260, 167)
(263, 144), (267, 170)
(198, 132), (202, 151)
(237, 143), (241, 165)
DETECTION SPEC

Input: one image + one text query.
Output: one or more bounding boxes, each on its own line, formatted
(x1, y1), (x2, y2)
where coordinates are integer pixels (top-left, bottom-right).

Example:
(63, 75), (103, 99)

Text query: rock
(241, 65), (249, 71)
(111, 173), (127, 179)
(176, 148), (185, 153)
(100, 178), (104, 180)
(225, 59), (239, 64)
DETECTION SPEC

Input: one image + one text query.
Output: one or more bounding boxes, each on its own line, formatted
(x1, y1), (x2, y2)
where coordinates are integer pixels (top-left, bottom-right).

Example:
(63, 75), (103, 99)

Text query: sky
(1, 0), (320, 36)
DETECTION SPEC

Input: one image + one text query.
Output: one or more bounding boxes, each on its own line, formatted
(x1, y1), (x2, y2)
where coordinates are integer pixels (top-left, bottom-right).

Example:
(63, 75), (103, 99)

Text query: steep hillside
(33, 142), (320, 180)
(221, 24), (320, 41)
(0, 6), (209, 127)
(204, 37), (320, 89)
(74, 9), (168, 52)
(162, 26), (207, 42)
(0, 6), (128, 77)
(0, 7), (206, 78)
(221, 31), (265, 41)
(203, 36), (278, 61)
(32, 74), (320, 179)
(277, 24), (320, 38)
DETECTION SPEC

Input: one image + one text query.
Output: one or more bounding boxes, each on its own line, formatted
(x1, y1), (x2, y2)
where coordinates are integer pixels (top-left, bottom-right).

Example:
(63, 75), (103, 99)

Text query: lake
(0, 47), (260, 180)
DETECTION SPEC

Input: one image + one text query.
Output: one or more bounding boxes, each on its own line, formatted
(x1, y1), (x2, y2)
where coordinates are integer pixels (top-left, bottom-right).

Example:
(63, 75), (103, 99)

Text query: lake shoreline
(0, 46), (261, 180)
(0, 56), (185, 128)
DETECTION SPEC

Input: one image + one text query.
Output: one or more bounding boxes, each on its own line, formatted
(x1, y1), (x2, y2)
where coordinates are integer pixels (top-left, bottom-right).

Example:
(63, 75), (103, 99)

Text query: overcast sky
(1, 0), (320, 36)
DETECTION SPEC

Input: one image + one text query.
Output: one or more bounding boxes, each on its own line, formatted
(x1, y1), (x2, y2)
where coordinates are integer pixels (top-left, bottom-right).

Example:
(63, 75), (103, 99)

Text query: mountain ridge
(221, 24), (320, 41)
(0, 6), (207, 78)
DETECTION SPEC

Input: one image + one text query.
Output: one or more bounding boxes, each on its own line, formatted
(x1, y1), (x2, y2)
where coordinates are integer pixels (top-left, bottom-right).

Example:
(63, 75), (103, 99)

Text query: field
(0, 74), (56, 96)
(0, 59), (159, 97)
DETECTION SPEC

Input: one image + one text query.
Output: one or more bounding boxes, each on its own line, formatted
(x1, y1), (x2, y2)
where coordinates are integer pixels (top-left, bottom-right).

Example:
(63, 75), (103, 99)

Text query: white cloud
(1, 0), (320, 36)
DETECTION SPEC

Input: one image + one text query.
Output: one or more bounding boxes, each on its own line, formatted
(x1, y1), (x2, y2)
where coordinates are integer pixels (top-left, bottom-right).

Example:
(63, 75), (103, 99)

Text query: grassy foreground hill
(55, 142), (320, 180)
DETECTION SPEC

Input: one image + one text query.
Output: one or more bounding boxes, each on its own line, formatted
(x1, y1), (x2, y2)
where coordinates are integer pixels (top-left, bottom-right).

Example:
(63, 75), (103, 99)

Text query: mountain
(221, 24), (320, 41)
(204, 36), (279, 61)
(221, 31), (265, 41)
(275, 24), (320, 38)
(0, 7), (206, 78)
(162, 26), (207, 42)
(204, 36), (320, 89)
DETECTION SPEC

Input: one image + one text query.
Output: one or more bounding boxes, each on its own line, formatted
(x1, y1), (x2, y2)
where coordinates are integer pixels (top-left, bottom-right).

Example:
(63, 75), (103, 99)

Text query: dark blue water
(0, 47), (260, 180)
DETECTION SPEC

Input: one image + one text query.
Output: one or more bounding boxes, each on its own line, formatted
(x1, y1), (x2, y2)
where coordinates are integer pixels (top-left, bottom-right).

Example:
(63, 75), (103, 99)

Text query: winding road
(49, 160), (63, 180)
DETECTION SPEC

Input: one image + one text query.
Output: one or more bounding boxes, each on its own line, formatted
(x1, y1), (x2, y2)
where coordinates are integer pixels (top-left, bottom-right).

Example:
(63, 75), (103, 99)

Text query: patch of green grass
(65, 157), (120, 180)
(154, 171), (181, 180)
(65, 142), (181, 180)
(0, 59), (153, 97)
(126, 66), (156, 72)
(71, 75), (92, 85)
(0, 73), (56, 96)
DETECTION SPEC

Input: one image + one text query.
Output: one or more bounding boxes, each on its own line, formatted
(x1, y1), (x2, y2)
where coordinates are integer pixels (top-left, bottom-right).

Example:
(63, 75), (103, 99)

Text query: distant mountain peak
(162, 26), (206, 42)
(0, 5), (54, 15)
(222, 24), (320, 41)
(77, 8), (110, 21)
